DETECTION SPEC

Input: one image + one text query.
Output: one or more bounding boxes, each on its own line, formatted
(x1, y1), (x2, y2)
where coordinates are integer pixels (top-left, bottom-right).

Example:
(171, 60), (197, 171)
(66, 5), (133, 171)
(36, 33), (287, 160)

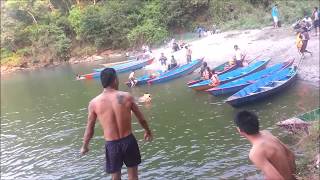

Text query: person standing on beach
(233, 111), (296, 180)
(271, 4), (279, 28)
(233, 45), (245, 67)
(80, 68), (153, 180)
(185, 46), (192, 63)
(300, 27), (312, 59)
(159, 53), (167, 66)
(312, 7), (319, 36)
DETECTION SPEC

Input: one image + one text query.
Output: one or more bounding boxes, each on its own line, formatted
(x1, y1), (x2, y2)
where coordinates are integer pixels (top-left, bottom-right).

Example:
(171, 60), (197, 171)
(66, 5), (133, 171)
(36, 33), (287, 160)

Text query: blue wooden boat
(125, 70), (165, 87)
(226, 66), (298, 107)
(80, 58), (153, 80)
(186, 54), (262, 86)
(94, 58), (154, 73)
(186, 61), (238, 86)
(147, 58), (203, 85)
(188, 58), (271, 91)
(206, 59), (294, 96)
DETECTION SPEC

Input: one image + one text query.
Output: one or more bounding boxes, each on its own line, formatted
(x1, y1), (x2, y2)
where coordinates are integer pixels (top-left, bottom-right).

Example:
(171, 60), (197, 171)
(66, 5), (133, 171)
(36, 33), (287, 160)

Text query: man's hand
(80, 145), (89, 156)
(144, 130), (153, 141)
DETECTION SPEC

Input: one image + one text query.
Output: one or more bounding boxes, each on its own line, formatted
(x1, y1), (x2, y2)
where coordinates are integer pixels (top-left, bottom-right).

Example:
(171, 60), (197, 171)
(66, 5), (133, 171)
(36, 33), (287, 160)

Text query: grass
(294, 121), (320, 180)
(207, 0), (320, 31)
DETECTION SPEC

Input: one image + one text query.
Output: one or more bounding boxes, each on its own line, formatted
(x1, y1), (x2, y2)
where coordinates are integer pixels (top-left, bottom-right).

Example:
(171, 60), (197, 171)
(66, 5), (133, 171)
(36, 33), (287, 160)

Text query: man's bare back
(234, 111), (296, 180)
(90, 89), (134, 141)
(81, 68), (152, 180)
(249, 130), (296, 180)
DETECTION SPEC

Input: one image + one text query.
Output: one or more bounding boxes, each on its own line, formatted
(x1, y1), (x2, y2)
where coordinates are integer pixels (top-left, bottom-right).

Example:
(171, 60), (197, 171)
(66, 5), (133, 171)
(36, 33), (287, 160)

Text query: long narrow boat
(188, 58), (271, 91)
(187, 54), (262, 86)
(147, 58), (203, 85)
(79, 58), (154, 80)
(101, 59), (136, 67)
(94, 58), (154, 72)
(206, 59), (294, 96)
(226, 66), (298, 107)
(124, 70), (165, 87)
(186, 61), (238, 86)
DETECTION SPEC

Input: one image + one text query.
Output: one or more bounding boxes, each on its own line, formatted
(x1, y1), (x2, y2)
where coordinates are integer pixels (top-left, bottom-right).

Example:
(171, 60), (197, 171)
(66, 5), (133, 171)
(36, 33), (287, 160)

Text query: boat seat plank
(260, 86), (272, 89)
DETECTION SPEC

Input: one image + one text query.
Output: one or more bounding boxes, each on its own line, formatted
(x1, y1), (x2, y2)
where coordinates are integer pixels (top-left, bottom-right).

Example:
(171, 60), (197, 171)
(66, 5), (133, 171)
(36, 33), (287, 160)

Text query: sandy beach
(151, 26), (319, 86)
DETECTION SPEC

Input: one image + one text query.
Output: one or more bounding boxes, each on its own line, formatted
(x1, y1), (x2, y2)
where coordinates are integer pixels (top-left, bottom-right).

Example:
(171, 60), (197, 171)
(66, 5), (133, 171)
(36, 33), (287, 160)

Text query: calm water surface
(1, 61), (319, 179)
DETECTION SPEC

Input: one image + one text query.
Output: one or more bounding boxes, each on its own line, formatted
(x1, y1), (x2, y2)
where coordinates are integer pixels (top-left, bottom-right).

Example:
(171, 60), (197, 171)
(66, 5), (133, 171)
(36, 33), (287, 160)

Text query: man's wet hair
(234, 110), (259, 135)
(203, 62), (207, 67)
(100, 68), (117, 88)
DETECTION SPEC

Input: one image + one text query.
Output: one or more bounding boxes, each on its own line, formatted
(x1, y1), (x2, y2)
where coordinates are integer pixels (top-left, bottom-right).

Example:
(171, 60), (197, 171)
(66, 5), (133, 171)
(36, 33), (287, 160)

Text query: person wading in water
(80, 68), (153, 180)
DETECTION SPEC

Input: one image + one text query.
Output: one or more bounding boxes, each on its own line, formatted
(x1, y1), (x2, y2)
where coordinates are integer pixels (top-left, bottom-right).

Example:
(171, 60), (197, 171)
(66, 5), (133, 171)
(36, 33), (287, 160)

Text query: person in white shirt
(233, 45), (245, 67)
(128, 71), (138, 87)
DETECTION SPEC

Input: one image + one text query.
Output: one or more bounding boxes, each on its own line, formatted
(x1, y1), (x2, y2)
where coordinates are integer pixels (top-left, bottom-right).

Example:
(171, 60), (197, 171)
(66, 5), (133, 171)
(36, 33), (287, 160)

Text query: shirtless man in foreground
(234, 111), (296, 180)
(80, 68), (153, 180)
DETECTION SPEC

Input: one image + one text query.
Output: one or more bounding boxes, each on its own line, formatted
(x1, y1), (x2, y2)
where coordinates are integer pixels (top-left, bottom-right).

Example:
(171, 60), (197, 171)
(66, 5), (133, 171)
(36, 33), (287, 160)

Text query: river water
(1, 61), (319, 179)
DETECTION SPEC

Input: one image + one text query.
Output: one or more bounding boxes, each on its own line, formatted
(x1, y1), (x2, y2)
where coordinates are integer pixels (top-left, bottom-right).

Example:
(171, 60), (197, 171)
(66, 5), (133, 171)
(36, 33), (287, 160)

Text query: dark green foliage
(1, 0), (319, 66)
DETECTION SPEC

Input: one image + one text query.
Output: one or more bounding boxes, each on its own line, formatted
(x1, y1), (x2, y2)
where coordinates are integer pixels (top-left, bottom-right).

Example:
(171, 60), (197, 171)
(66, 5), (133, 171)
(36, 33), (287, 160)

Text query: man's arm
(80, 101), (97, 155)
(278, 141), (296, 173)
(130, 96), (152, 141)
(249, 149), (284, 180)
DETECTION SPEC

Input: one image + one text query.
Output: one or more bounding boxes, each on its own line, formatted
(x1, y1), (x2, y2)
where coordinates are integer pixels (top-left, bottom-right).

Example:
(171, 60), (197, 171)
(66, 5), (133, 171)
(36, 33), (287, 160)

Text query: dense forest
(1, 0), (318, 67)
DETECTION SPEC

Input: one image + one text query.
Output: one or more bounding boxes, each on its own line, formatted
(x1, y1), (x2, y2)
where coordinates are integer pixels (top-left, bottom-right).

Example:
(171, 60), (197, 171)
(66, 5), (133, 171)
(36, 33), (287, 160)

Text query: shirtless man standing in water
(80, 68), (153, 180)
(234, 111), (296, 180)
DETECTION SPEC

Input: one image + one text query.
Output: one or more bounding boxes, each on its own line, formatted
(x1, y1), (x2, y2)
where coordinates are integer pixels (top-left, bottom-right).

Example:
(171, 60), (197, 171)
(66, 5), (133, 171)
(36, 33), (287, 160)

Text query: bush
(128, 20), (169, 48)
(25, 24), (71, 62)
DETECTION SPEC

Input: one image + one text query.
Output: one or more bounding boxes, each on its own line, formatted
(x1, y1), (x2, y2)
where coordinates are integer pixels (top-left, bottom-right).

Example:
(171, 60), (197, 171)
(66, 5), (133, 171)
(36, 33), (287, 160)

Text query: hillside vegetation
(1, 0), (319, 67)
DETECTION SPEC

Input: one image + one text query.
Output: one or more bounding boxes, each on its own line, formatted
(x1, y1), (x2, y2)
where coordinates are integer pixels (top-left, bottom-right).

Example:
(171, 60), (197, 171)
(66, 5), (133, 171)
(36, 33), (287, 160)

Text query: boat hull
(226, 67), (298, 107)
(187, 62), (237, 86)
(148, 58), (203, 84)
(207, 59), (294, 96)
(189, 59), (270, 91)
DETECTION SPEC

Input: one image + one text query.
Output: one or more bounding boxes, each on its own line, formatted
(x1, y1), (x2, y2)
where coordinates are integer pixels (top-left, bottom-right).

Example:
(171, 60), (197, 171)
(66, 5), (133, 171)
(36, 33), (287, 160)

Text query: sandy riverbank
(151, 26), (319, 86)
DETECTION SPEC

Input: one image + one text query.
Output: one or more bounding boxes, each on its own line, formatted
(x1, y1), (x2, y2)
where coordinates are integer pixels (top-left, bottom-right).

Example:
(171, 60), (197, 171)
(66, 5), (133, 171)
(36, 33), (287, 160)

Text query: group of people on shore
(273, 4), (318, 60)
(294, 6), (319, 59)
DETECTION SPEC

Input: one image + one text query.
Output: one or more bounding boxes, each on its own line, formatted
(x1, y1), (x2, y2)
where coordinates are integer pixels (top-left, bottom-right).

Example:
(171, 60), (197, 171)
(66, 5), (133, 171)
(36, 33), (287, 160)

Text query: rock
(20, 62), (28, 68)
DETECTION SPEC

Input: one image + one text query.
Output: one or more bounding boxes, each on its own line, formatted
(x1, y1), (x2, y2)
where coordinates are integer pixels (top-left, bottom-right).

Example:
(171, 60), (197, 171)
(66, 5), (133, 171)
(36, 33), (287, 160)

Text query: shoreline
(2, 26), (319, 86)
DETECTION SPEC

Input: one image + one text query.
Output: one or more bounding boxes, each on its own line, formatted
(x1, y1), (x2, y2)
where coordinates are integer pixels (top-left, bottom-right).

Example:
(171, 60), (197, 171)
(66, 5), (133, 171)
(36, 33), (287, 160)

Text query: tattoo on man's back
(117, 94), (124, 104)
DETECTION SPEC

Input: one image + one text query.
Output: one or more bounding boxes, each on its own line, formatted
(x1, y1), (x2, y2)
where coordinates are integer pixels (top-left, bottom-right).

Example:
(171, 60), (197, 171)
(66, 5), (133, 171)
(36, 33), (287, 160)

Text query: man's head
(315, 7), (318, 11)
(234, 110), (259, 136)
(100, 68), (118, 89)
(302, 27), (308, 32)
(275, 4), (278, 7)
(185, 46), (188, 49)
(203, 62), (207, 67)
(234, 45), (239, 50)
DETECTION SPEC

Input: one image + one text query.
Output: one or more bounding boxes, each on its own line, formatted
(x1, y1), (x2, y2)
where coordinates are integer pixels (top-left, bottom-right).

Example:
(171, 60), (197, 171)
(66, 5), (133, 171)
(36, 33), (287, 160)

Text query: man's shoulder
(117, 91), (132, 99)
(249, 143), (266, 160)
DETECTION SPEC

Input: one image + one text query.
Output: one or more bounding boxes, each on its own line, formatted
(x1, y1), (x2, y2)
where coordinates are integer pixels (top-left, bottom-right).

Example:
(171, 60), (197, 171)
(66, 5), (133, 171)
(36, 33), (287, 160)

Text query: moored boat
(188, 58), (271, 91)
(186, 61), (238, 86)
(226, 66), (298, 107)
(79, 58), (154, 80)
(94, 58), (154, 73)
(147, 58), (203, 85)
(206, 59), (294, 96)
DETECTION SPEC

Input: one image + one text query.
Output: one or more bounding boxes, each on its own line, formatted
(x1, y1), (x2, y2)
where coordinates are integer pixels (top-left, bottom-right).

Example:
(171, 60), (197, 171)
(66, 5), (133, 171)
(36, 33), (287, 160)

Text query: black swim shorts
(105, 134), (141, 173)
